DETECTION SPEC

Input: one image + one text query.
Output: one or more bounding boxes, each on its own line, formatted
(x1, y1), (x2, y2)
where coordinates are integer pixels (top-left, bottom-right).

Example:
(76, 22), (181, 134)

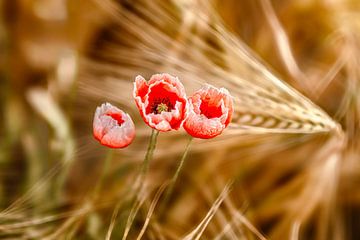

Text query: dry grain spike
(88, 0), (340, 135)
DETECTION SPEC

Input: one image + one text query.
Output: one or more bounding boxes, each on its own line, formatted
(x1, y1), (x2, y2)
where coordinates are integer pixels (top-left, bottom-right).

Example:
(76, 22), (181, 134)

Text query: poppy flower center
(156, 103), (169, 113)
(150, 98), (174, 114)
(106, 112), (125, 125)
(199, 101), (223, 119)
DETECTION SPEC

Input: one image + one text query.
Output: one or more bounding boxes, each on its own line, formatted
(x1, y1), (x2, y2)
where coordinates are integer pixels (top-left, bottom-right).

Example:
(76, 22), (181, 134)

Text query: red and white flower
(184, 84), (233, 139)
(133, 73), (188, 131)
(93, 103), (135, 148)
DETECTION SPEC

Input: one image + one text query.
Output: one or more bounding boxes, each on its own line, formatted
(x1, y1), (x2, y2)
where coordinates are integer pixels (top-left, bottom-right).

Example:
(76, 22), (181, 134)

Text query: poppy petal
(93, 103), (135, 148)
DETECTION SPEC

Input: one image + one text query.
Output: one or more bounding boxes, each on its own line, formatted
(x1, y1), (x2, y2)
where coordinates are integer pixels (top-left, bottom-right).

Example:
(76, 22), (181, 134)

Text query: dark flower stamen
(150, 97), (174, 114)
(156, 103), (168, 113)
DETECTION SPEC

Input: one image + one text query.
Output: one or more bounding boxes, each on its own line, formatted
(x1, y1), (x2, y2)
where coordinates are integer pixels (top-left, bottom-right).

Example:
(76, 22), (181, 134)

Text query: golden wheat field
(1, 0), (360, 239)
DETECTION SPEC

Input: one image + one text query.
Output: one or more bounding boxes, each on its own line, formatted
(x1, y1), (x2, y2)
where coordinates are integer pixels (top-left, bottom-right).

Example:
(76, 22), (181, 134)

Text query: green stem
(92, 149), (114, 199)
(140, 129), (159, 177)
(160, 137), (193, 215)
(110, 130), (159, 240)
(170, 137), (193, 188)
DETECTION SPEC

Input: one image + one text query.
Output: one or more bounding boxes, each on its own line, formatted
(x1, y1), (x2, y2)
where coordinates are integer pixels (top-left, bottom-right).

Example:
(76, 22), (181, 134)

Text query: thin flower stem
(92, 149), (114, 199)
(140, 129), (159, 177)
(160, 137), (193, 215)
(67, 149), (113, 240)
(170, 137), (193, 190)
(118, 129), (160, 240)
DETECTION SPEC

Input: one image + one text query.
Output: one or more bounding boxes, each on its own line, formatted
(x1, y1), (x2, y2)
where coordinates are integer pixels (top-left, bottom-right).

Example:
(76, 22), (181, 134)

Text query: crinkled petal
(134, 75), (149, 102)
(148, 73), (186, 97)
(133, 73), (188, 131)
(184, 112), (225, 139)
(93, 103), (135, 148)
(101, 114), (135, 148)
(184, 85), (233, 139)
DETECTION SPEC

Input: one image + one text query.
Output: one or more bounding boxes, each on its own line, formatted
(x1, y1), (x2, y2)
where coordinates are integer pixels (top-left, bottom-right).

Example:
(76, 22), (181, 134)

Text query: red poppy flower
(184, 84), (233, 139)
(93, 103), (135, 148)
(133, 73), (188, 131)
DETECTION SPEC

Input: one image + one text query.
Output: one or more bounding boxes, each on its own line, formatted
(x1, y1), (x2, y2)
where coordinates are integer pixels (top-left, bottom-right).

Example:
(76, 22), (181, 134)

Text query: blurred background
(0, 0), (359, 239)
